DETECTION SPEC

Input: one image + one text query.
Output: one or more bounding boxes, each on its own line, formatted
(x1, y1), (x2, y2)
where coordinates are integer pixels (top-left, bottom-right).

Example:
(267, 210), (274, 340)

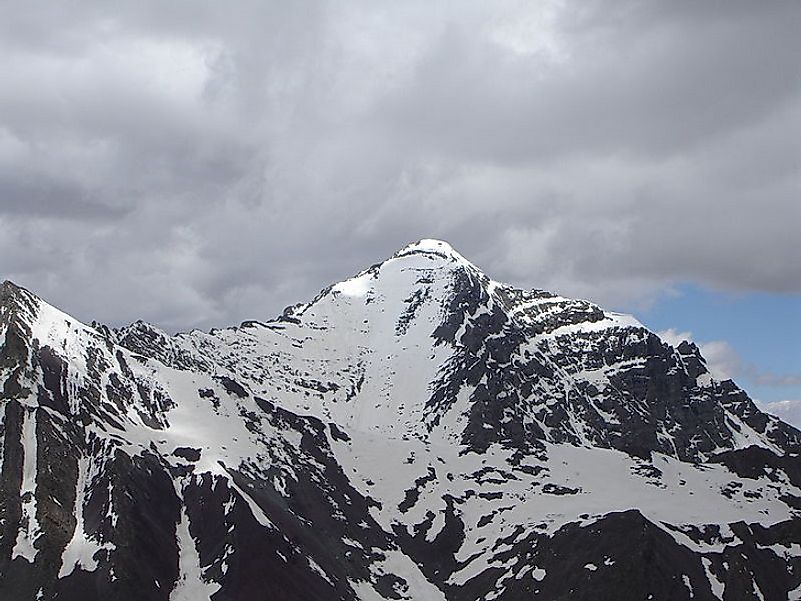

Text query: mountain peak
(393, 238), (472, 265)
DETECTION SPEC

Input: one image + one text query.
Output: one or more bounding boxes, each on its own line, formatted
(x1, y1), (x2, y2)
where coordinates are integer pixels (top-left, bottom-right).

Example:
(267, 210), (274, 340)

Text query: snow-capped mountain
(1, 239), (800, 600)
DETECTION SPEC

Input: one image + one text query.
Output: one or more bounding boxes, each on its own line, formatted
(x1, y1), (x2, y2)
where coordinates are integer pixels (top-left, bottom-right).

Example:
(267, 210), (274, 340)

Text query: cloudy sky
(1, 2), (799, 414)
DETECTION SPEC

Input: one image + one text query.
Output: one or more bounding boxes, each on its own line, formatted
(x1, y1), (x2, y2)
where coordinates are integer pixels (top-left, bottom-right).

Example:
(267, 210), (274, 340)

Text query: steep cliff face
(1, 241), (800, 600)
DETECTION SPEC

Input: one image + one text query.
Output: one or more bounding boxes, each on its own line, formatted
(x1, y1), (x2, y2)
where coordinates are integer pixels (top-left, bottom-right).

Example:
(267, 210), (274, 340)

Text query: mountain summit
(1, 241), (800, 600)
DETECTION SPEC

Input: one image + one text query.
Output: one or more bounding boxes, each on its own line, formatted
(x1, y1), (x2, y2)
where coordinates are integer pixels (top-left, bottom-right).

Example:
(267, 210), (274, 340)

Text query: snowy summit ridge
(394, 238), (471, 262)
(1, 241), (800, 600)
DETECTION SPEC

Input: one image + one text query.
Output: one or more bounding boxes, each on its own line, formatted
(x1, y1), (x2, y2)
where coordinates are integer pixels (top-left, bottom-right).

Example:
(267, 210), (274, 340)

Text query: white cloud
(696, 340), (742, 382)
(760, 400), (801, 430)
(655, 329), (693, 349)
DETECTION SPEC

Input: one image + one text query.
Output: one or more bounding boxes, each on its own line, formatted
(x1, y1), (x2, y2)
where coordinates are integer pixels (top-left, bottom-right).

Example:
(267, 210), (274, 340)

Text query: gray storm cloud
(0, 0), (799, 330)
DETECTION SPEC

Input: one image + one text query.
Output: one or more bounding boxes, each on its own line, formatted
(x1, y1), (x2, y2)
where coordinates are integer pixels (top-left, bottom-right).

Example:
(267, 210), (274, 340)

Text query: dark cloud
(0, 0), (799, 331)
(0, 174), (128, 219)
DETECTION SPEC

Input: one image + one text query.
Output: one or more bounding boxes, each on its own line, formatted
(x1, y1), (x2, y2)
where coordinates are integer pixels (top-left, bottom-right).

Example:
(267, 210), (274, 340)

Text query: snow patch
(333, 275), (371, 298)
(12, 406), (41, 562)
(702, 557), (724, 599)
(59, 455), (113, 577)
(171, 507), (220, 600)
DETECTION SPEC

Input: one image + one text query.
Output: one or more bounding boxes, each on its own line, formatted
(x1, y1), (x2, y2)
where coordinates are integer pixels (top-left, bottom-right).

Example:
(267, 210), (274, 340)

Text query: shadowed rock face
(1, 242), (800, 600)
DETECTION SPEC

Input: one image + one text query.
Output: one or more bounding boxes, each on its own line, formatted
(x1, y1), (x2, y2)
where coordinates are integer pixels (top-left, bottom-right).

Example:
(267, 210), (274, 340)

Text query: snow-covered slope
(1, 240), (800, 600)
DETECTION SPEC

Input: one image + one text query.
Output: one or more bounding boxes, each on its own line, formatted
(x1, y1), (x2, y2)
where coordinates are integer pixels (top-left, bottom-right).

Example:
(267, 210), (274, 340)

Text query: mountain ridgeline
(1, 239), (800, 600)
